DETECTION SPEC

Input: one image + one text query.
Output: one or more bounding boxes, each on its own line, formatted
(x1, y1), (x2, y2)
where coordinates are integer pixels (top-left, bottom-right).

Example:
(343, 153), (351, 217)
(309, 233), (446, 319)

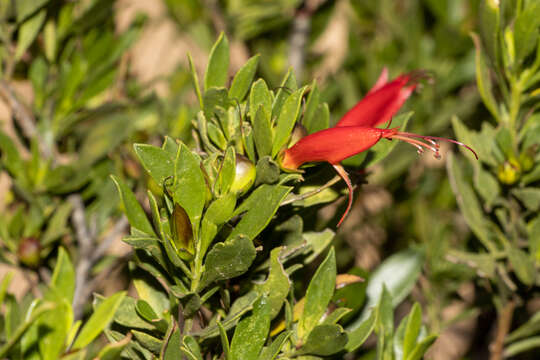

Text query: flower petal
(366, 67), (389, 95)
(336, 73), (416, 128)
(281, 126), (386, 170)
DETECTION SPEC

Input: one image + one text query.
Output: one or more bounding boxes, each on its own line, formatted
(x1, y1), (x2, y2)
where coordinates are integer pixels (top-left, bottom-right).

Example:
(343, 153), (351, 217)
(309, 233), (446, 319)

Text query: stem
(489, 300), (516, 360)
(280, 175), (342, 206)
(0, 303), (55, 358)
(508, 78), (521, 146)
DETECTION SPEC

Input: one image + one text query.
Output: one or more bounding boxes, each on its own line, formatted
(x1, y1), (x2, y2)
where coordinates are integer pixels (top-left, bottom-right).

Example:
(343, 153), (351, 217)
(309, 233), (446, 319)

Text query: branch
(0, 80), (54, 159)
(69, 196), (130, 320)
(489, 299), (516, 360)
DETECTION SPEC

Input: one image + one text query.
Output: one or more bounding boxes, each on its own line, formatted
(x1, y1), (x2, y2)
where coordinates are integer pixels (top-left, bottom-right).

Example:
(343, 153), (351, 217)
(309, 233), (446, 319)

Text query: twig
(0, 80), (54, 159)
(489, 299), (516, 360)
(69, 195), (94, 320)
(91, 216), (129, 263)
(69, 197), (130, 320)
(288, 0), (326, 81)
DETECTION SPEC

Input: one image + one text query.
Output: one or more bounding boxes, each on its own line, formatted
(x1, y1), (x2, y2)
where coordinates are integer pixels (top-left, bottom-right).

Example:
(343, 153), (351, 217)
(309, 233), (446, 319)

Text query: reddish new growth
(281, 68), (477, 226)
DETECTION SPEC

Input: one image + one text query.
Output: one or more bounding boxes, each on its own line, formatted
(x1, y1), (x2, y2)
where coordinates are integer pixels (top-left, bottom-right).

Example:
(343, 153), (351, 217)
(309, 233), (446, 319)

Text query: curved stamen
(392, 132), (478, 159)
(390, 135), (441, 155)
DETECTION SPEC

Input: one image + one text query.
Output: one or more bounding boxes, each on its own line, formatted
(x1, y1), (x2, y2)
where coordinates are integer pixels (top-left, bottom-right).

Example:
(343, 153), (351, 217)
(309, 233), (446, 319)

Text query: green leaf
(230, 296), (272, 360)
(253, 105), (273, 158)
(217, 320), (230, 360)
(15, 9), (46, 60)
(474, 165), (500, 209)
(259, 331), (292, 360)
(249, 79), (272, 124)
(207, 122), (227, 150)
(229, 184), (292, 241)
(96, 333), (132, 360)
(514, 1), (540, 64)
(255, 156), (280, 185)
(111, 175), (156, 237)
(352, 249), (423, 329)
(164, 328), (182, 360)
(16, 0), (48, 22)
(508, 248), (536, 286)
(303, 80), (322, 134)
(504, 336), (540, 357)
(181, 335), (203, 360)
(113, 296), (155, 331)
(229, 55), (260, 101)
(345, 310), (376, 352)
(447, 153), (498, 252)
(218, 147), (236, 195)
(39, 297), (72, 360)
(271, 87), (306, 157)
(512, 188), (540, 211)
(479, 0), (500, 65)
(200, 235), (257, 289)
(376, 286), (395, 360)
(72, 292), (126, 349)
(134, 144), (175, 186)
(406, 334), (437, 360)
(0, 130), (25, 178)
(132, 330), (162, 354)
(255, 247), (291, 319)
(188, 53), (203, 108)
(49, 247), (75, 303)
(471, 33), (499, 121)
(403, 303), (422, 358)
(204, 32), (229, 90)
(173, 144), (206, 230)
(506, 311), (540, 343)
(41, 202), (72, 246)
(300, 324), (348, 356)
(298, 247), (336, 340)
(272, 69), (298, 119)
(201, 193), (237, 255)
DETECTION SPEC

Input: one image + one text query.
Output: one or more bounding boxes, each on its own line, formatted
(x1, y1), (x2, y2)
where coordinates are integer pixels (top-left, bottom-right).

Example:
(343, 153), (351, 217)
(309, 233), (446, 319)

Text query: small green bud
(230, 155), (256, 195)
(171, 204), (194, 261)
(519, 145), (537, 172)
(17, 237), (41, 267)
(497, 158), (521, 185)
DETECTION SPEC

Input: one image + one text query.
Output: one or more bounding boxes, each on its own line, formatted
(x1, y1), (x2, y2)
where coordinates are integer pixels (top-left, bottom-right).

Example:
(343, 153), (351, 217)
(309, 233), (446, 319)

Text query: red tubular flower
(281, 69), (477, 226)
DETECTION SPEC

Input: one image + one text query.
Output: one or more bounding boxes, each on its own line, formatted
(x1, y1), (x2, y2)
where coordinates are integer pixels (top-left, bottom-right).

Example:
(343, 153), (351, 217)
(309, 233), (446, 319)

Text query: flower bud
(519, 145), (537, 172)
(230, 155), (256, 195)
(171, 204), (194, 261)
(17, 237), (41, 267)
(497, 158), (521, 185)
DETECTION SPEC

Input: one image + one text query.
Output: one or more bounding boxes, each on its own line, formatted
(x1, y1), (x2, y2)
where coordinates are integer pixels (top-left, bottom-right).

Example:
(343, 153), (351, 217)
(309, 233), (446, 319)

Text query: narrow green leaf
(471, 33), (499, 121)
(255, 247), (291, 319)
(298, 247), (336, 340)
(188, 53), (203, 108)
(345, 310), (376, 352)
(72, 292), (126, 350)
(111, 175), (156, 237)
(271, 87), (306, 157)
(512, 188), (540, 211)
(204, 32), (229, 90)
(164, 328), (182, 360)
(303, 80), (321, 134)
(514, 1), (540, 63)
(253, 105), (273, 158)
(229, 184), (292, 241)
(249, 79), (272, 124)
(15, 9), (46, 60)
(406, 334), (437, 360)
(49, 247), (75, 303)
(508, 248), (536, 286)
(134, 144), (175, 186)
(218, 147), (236, 195)
(447, 153), (498, 252)
(259, 331), (292, 360)
(96, 333), (132, 360)
(173, 144), (206, 230)
(229, 55), (260, 101)
(299, 324), (348, 356)
(403, 303), (422, 358)
(272, 69), (298, 119)
(230, 296), (272, 360)
(479, 0), (500, 65)
(217, 320), (230, 360)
